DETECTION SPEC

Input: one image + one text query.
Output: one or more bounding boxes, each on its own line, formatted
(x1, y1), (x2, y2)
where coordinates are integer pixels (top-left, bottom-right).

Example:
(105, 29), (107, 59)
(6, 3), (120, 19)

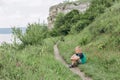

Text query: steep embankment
(58, 2), (120, 80)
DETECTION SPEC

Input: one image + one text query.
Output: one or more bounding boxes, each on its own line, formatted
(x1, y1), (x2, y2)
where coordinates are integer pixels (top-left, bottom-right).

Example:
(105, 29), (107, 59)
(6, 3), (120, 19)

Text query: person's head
(75, 46), (82, 53)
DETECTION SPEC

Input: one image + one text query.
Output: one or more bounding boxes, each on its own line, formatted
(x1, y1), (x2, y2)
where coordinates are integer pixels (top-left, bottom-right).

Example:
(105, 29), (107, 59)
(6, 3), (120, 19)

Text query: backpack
(80, 53), (87, 64)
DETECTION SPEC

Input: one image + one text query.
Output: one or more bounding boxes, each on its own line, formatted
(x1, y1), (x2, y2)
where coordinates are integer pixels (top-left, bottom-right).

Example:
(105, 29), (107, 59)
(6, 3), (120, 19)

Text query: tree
(12, 23), (48, 46)
(54, 13), (65, 29)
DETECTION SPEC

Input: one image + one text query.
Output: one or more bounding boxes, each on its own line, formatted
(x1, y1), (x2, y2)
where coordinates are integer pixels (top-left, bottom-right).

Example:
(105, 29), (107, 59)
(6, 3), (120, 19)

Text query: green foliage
(85, 0), (118, 19)
(58, 34), (120, 80)
(88, 2), (120, 48)
(64, 9), (80, 23)
(52, 9), (80, 36)
(48, 29), (59, 37)
(1, 0), (120, 80)
(58, 2), (120, 80)
(79, 37), (88, 46)
(54, 13), (65, 29)
(12, 23), (48, 46)
(51, 0), (119, 36)
(97, 41), (107, 49)
(0, 39), (81, 80)
(70, 19), (90, 33)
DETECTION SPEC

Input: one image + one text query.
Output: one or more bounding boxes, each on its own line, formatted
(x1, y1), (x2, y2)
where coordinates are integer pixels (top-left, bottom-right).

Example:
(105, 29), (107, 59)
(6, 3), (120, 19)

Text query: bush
(54, 13), (65, 29)
(12, 23), (48, 46)
(70, 19), (90, 34)
(53, 10), (80, 36)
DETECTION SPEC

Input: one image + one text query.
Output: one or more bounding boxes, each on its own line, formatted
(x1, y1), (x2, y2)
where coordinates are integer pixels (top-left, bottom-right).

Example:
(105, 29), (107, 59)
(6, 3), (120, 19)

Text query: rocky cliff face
(47, 2), (90, 29)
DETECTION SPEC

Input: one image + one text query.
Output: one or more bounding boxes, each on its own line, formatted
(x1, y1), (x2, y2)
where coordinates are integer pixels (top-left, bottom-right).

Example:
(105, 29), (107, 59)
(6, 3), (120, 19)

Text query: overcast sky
(0, 0), (66, 28)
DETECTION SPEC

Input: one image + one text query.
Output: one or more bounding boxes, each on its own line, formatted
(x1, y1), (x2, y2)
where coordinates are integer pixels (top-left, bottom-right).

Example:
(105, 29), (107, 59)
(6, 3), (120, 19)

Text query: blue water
(0, 27), (26, 44)
(0, 27), (26, 34)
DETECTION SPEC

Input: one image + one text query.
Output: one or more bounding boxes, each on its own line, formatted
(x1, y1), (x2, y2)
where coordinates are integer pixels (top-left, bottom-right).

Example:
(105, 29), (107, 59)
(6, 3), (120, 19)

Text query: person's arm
(71, 54), (80, 60)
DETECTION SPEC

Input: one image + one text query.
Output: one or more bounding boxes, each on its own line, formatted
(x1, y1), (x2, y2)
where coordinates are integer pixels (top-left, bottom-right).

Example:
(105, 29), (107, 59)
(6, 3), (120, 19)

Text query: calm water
(0, 27), (26, 44)
(0, 34), (13, 44)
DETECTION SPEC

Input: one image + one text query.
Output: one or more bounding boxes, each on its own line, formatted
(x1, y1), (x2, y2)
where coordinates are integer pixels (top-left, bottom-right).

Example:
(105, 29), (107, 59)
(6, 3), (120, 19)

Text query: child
(69, 46), (87, 68)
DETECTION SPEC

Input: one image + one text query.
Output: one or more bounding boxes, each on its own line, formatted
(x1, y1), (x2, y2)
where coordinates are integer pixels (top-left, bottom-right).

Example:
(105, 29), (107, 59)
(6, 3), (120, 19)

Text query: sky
(0, 0), (66, 28)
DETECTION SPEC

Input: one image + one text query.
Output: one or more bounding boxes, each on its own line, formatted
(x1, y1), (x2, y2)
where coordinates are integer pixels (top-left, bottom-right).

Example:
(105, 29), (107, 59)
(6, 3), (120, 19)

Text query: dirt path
(54, 44), (92, 80)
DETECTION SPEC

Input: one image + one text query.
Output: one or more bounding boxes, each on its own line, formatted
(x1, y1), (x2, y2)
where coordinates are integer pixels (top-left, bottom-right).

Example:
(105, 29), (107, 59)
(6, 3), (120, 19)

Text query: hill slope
(0, 0), (120, 80)
(0, 39), (81, 80)
(58, 2), (120, 80)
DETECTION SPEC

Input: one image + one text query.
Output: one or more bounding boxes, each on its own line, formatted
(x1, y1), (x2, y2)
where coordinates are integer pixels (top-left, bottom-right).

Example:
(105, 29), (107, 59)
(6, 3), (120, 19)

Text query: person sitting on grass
(69, 46), (87, 68)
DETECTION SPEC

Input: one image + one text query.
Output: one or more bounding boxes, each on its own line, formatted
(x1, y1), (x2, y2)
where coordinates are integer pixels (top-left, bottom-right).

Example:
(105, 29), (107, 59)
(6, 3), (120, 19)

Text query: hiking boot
(69, 64), (74, 68)
(69, 64), (77, 68)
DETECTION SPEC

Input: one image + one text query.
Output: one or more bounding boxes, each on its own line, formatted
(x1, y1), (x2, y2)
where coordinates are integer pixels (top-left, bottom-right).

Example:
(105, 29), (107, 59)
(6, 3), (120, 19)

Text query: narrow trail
(54, 44), (92, 80)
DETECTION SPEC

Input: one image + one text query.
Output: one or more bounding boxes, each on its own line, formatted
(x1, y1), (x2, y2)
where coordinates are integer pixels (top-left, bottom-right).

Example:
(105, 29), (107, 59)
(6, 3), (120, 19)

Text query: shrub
(54, 13), (65, 29)
(12, 23), (48, 46)
(79, 37), (88, 46)
(70, 20), (90, 34)
(53, 10), (80, 36)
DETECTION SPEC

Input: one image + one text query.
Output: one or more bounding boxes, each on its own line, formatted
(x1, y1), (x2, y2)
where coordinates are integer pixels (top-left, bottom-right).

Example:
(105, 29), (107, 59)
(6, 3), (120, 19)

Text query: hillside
(58, 1), (120, 80)
(0, 39), (81, 80)
(0, 0), (120, 80)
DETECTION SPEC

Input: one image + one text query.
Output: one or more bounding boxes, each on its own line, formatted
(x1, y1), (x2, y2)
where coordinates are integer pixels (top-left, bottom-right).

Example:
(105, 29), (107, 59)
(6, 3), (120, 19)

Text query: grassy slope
(0, 1), (120, 80)
(58, 2), (120, 80)
(0, 38), (81, 80)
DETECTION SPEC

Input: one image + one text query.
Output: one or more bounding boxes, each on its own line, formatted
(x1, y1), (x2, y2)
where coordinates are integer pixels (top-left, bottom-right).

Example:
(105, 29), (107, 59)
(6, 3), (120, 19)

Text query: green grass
(0, 1), (120, 80)
(58, 2), (120, 80)
(0, 38), (81, 80)
(58, 34), (120, 80)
